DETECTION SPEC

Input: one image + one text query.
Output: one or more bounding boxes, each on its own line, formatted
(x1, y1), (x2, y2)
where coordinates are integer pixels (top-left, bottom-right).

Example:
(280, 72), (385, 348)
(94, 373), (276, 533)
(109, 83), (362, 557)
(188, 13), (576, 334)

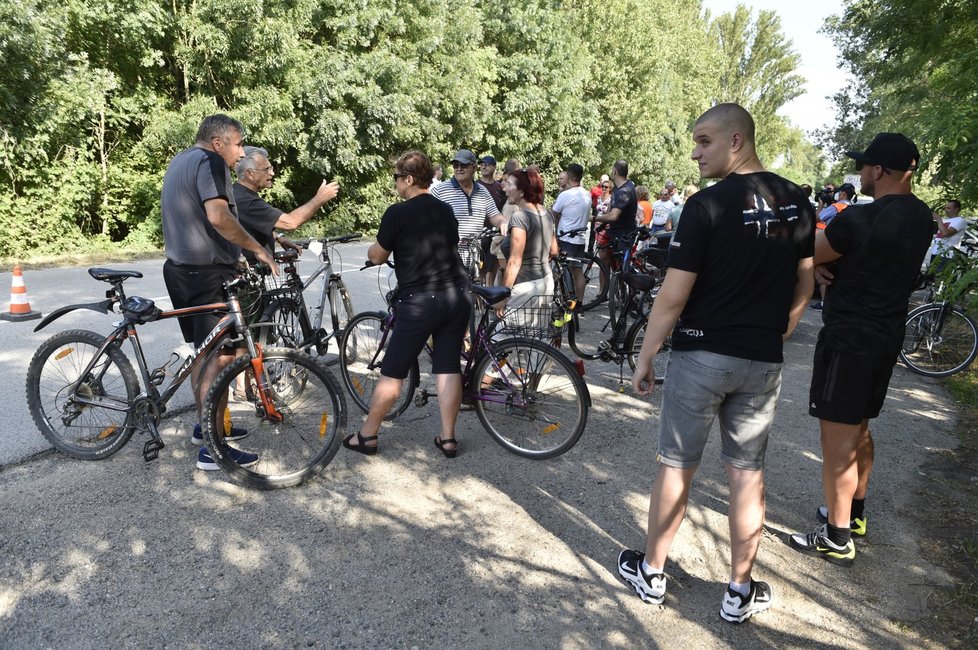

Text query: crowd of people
(160, 103), (950, 624)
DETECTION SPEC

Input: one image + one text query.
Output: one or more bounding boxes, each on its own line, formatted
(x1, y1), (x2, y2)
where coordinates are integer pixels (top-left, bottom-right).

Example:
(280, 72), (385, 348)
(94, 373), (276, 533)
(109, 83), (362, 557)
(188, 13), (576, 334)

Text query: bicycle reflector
(320, 413), (329, 437)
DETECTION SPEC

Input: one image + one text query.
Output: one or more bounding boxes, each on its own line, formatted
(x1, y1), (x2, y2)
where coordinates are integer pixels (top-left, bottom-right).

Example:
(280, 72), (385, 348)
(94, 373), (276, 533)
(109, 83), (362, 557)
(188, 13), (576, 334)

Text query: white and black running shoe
(617, 549), (666, 604)
(719, 580), (773, 624)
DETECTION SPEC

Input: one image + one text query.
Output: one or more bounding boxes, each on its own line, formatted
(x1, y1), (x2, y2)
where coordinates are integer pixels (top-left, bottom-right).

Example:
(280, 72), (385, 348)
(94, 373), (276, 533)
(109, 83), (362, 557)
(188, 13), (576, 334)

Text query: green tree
(824, 0), (978, 205)
(708, 4), (807, 168)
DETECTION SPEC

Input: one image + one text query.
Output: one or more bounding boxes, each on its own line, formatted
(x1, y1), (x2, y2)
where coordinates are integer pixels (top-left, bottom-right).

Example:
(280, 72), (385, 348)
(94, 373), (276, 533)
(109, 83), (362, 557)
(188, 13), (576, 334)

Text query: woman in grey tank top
(495, 168), (558, 330)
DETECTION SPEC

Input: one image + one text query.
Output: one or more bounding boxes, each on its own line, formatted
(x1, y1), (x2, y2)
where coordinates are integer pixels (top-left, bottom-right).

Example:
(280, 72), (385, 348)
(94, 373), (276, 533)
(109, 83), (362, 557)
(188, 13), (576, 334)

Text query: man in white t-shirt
(551, 163), (591, 304)
(930, 199), (968, 273)
(651, 190), (674, 232)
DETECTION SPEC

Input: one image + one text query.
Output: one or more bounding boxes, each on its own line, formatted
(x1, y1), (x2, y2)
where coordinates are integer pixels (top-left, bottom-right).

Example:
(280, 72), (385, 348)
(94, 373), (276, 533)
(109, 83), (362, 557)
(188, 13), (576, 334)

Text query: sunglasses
(451, 162), (473, 169)
(393, 172), (409, 181)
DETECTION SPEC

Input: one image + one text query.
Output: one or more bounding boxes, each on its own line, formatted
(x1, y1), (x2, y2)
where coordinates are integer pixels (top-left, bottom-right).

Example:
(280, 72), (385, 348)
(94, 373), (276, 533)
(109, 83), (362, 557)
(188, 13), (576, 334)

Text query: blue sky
(700, 0), (846, 136)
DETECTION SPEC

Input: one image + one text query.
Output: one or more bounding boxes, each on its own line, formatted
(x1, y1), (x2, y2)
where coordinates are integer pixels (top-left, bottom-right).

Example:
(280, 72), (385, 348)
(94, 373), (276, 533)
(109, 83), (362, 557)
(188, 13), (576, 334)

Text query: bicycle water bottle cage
(121, 296), (162, 323)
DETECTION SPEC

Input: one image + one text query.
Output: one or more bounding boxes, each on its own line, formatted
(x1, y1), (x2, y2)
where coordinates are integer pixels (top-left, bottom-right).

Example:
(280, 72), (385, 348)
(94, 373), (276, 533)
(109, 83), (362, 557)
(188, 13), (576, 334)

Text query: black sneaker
(789, 524), (856, 567)
(616, 549), (666, 604)
(809, 301), (823, 311)
(719, 580), (773, 624)
(816, 505), (867, 537)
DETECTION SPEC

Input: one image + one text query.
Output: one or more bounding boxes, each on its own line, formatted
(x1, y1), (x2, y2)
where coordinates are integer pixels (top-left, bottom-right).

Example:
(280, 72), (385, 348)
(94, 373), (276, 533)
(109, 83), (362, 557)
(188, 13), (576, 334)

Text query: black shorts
(381, 287), (472, 379)
(809, 332), (896, 424)
(558, 241), (585, 258)
(163, 260), (235, 347)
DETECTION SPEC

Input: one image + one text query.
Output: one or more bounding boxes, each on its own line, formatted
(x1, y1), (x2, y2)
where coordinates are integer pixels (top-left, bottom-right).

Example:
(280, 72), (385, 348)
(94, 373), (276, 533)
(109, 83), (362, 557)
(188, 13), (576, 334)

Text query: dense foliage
(821, 0), (978, 209)
(0, 0), (819, 259)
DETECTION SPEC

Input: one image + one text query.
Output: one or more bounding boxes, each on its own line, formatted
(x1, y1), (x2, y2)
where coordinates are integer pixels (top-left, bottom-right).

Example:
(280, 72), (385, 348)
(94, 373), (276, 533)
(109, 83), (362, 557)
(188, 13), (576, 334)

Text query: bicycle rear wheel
(474, 337), (589, 459)
(202, 347), (346, 489)
(26, 329), (139, 459)
(339, 311), (419, 418)
(261, 297), (305, 348)
(900, 304), (978, 377)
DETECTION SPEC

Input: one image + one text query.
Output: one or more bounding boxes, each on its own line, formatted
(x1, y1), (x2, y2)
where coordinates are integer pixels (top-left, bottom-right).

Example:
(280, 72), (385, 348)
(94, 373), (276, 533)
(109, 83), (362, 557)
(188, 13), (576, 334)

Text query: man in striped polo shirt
(431, 149), (502, 269)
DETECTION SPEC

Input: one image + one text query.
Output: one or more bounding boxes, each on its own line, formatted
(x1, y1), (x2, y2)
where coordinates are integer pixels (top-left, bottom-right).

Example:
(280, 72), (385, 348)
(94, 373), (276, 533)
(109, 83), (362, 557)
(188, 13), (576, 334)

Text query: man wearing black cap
(431, 149), (502, 269)
(790, 133), (936, 567)
(476, 155), (505, 284)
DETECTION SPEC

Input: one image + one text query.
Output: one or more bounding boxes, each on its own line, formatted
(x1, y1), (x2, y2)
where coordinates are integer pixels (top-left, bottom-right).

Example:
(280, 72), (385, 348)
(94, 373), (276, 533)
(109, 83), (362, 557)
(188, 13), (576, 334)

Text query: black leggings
(381, 287), (472, 379)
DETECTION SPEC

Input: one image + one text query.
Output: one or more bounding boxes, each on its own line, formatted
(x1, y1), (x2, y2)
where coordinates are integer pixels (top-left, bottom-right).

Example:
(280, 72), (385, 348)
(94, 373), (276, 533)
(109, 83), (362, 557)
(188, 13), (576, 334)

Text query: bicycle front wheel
(624, 317), (669, 384)
(578, 253), (609, 312)
(26, 329), (139, 459)
(329, 280), (355, 337)
(203, 347), (347, 489)
(900, 304), (978, 377)
(474, 337), (589, 459)
(339, 311), (419, 418)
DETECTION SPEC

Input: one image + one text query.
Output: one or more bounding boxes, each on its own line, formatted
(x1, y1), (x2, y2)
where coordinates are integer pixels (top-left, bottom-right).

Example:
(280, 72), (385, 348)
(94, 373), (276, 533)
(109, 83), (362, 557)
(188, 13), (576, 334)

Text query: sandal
(434, 436), (458, 459)
(343, 431), (378, 456)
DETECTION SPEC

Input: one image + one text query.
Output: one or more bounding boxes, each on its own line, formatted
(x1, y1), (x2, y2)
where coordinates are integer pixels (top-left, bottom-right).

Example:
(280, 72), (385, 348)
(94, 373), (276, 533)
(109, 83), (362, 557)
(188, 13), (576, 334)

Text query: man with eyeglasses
(233, 146), (340, 258)
(431, 149), (502, 268)
(789, 132), (934, 568)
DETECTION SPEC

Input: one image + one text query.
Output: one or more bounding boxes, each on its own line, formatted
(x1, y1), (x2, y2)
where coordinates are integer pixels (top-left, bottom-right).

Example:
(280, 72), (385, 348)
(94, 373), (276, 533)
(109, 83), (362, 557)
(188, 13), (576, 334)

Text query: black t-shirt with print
(607, 179), (638, 244)
(376, 193), (468, 292)
(666, 171), (815, 363)
(822, 194), (935, 356)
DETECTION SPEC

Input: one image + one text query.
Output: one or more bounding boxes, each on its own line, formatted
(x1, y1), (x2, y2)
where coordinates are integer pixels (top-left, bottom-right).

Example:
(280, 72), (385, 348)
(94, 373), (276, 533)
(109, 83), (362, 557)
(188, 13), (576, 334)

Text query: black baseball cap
(845, 133), (920, 171)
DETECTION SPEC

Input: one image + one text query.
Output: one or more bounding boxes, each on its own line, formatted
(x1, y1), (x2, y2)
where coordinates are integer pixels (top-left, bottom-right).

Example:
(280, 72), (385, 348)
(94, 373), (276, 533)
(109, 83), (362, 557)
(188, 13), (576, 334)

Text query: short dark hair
(799, 184), (813, 197)
(509, 167), (545, 204)
(948, 199), (962, 211)
(565, 163), (584, 184)
(395, 150), (435, 188)
(195, 114), (244, 144)
(612, 160), (628, 178)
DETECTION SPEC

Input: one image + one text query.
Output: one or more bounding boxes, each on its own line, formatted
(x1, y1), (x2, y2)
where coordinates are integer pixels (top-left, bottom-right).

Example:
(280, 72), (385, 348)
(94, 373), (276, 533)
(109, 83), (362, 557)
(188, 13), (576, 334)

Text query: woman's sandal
(433, 436), (458, 459)
(343, 432), (378, 456)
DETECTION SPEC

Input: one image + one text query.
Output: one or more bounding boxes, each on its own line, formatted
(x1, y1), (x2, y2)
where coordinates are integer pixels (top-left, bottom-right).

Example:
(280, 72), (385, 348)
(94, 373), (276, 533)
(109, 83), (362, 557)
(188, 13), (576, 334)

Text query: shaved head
(696, 103), (756, 146)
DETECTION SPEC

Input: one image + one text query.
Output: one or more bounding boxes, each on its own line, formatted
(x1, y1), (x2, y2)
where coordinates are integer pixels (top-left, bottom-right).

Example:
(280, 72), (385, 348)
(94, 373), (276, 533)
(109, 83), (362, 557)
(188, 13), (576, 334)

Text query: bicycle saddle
(471, 284), (511, 304)
(88, 268), (144, 283)
(621, 272), (657, 292)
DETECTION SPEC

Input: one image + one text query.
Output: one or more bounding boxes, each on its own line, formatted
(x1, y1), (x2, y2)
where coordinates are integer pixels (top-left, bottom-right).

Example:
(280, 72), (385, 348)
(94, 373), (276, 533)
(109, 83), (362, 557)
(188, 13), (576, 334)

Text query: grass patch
(1, 248), (164, 272)
(914, 369), (978, 646)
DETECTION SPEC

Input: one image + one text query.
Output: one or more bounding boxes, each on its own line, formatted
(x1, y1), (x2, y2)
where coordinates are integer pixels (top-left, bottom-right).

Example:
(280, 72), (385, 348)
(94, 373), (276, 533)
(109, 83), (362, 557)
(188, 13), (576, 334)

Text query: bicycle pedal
(142, 439), (165, 462)
(414, 390), (430, 407)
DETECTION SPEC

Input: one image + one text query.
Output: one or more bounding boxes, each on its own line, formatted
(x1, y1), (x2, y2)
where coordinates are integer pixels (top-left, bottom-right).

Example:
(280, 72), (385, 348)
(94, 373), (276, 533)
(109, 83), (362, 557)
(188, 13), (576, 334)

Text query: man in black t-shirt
(593, 160), (638, 259)
(789, 133), (935, 567)
(617, 104), (814, 623)
(233, 146), (339, 259)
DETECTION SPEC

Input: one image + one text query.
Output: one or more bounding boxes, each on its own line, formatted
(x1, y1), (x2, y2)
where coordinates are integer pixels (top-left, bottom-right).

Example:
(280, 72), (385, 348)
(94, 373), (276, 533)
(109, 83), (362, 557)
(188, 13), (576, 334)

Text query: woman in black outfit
(343, 151), (472, 458)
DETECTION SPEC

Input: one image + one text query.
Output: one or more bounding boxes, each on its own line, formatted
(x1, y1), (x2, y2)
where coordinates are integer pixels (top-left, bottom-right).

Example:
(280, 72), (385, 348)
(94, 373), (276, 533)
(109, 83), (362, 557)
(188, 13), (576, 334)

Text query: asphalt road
(0, 254), (960, 648)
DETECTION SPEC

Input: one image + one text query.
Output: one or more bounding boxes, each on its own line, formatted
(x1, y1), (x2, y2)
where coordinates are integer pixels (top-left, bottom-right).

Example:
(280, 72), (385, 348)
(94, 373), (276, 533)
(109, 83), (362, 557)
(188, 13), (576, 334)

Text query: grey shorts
(658, 349), (782, 471)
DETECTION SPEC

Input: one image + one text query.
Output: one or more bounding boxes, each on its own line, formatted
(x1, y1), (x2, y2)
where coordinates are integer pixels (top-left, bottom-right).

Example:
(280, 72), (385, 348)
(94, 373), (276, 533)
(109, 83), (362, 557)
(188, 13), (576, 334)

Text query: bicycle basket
(494, 294), (565, 341)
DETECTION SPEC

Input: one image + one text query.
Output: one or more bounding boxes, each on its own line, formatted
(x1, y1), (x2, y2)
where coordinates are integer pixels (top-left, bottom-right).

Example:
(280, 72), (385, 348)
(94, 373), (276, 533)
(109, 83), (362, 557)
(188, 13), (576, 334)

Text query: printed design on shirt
(676, 327), (703, 337)
(743, 192), (798, 240)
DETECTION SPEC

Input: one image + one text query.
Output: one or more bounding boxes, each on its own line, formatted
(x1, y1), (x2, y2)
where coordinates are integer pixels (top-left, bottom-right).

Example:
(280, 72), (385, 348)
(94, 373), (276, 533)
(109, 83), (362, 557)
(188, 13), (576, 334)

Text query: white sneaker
(617, 549), (666, 604)
(719, 580), (773, 624)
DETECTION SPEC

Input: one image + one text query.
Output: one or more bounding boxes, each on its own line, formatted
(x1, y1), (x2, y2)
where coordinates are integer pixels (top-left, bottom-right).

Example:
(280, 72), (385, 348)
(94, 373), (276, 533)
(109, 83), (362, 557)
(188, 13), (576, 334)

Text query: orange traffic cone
(1, 266), (42, 322)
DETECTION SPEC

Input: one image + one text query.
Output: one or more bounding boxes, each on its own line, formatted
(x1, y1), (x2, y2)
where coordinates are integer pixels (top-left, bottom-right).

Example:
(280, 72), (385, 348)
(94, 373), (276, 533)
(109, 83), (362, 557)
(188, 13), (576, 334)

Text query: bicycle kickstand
(141, 417), (166, 462)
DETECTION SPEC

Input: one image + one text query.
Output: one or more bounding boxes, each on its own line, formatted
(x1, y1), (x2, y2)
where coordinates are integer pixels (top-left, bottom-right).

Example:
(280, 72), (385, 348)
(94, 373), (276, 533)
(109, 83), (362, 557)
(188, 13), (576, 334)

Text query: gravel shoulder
(0, 309), (962, 648)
